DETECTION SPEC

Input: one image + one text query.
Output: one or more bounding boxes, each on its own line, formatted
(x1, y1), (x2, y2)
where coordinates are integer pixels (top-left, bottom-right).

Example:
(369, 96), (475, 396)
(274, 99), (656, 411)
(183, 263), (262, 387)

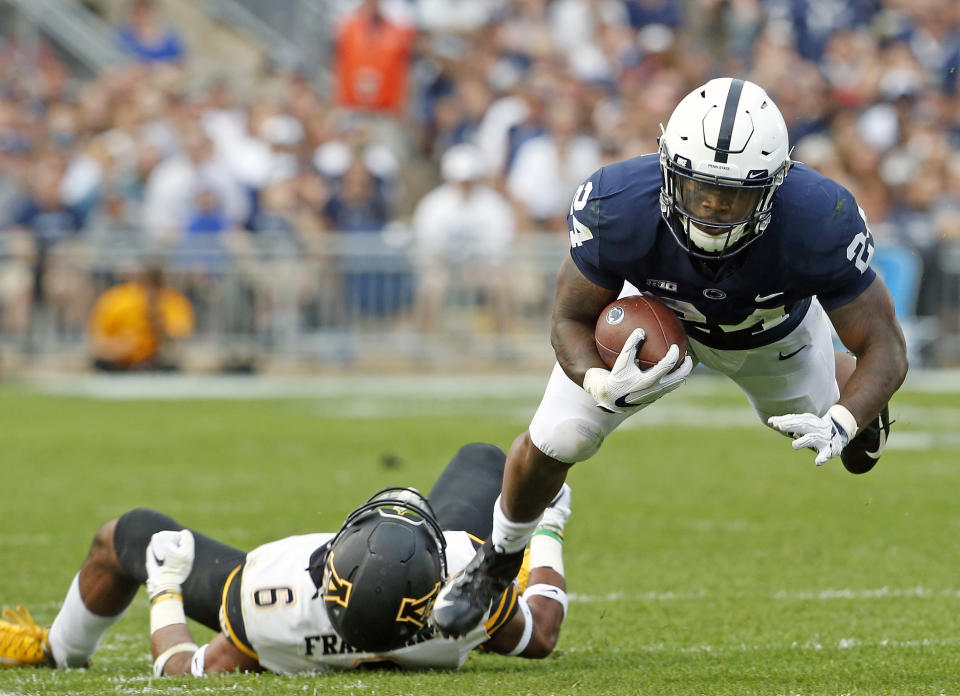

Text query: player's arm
(483, 485), (571, 658)
(145, 530), (261, 676)
(482, 567), (566, 658)
(550, 255), (619, 385)
(826, 275), (907, 426)
(554, 256), (692, 412)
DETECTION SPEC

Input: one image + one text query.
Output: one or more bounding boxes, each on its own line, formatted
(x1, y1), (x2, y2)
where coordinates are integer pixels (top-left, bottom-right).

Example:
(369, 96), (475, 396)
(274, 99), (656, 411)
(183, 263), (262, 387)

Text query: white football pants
(528, 297), (839, 464)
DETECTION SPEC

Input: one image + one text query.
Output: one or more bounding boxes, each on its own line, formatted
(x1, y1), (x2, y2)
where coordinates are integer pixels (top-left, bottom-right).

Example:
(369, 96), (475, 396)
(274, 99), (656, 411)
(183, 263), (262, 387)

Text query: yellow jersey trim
(220, 564), (259, 660)
(483, 582), (518, 637)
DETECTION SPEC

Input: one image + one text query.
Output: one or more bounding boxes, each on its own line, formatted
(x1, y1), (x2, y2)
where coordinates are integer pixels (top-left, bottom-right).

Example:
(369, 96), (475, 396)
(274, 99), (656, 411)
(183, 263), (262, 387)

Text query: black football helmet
(321, 487), (447, 652)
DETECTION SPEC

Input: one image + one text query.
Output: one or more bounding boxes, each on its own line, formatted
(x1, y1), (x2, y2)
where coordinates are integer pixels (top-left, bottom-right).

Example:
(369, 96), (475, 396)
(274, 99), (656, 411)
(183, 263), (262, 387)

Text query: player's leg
(428, 442), (507, 537)
(434, 363), (629, 636)
(110, 509), (245, 631)
(0, 517), (137, 669)
(833, 350), (891, 474)
(43, 509), (244, 668)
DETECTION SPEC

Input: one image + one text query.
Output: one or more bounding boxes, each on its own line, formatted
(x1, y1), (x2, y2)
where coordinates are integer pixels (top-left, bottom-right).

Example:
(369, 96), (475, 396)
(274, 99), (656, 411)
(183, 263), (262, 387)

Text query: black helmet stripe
(713, 78), (745, 163)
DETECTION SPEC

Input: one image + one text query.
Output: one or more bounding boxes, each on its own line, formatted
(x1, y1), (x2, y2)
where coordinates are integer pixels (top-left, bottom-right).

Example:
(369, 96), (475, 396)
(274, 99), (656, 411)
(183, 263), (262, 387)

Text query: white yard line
(561, 635), (960, 656)
(569, 586), (960, 603)
(15, 371), (960, 450)
(19, 368), (960, 400)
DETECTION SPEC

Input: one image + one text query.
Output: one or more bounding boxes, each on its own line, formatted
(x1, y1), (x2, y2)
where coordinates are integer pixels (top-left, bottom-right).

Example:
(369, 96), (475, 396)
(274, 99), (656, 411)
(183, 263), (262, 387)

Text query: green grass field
(1, 374), (959, 695)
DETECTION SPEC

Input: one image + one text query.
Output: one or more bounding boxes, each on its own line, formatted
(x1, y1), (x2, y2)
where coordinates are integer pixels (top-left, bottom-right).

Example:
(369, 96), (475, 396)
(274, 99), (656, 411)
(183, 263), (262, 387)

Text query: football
(595, 295), (687, 371)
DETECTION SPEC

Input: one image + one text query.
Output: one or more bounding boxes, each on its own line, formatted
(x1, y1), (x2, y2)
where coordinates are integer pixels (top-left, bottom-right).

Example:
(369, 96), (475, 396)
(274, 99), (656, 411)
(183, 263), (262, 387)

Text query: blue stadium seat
(871, 244), (922, 320)
(866, 244), (936, 364)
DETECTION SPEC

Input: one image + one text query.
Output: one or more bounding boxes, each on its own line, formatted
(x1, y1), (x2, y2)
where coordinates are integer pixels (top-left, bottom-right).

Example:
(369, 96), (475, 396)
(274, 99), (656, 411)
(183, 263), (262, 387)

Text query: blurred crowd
(0, 0), (957, 367)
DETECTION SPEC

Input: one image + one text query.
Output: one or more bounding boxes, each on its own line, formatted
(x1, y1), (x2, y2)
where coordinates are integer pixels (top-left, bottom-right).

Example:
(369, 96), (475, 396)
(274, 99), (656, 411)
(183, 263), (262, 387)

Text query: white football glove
(768, 404), (859, 466)
(145, 529), (196, 598)
(539, 483), (572, 536)
(583, 328), (692, 413)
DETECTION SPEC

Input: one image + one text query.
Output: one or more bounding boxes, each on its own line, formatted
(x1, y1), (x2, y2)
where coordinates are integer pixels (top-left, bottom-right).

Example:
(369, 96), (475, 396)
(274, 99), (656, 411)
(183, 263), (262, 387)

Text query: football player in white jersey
(0, 443), (571, 675)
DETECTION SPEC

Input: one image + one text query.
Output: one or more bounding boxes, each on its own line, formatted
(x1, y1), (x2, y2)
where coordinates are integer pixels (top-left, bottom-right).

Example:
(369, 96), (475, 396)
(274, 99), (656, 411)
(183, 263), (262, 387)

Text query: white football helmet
(659, 78), (791, 259)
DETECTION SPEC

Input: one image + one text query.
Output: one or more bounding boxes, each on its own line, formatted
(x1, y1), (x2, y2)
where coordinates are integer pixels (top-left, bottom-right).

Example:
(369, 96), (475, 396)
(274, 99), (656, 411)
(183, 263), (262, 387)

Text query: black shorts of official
(427, 442), (506, 539)
(113, 508), (246, 634)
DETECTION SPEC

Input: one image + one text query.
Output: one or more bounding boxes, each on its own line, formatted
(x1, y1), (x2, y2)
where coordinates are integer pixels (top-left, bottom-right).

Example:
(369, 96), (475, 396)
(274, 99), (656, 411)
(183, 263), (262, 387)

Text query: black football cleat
(840, 404), (891, 475)
(431, 541), (524, 638)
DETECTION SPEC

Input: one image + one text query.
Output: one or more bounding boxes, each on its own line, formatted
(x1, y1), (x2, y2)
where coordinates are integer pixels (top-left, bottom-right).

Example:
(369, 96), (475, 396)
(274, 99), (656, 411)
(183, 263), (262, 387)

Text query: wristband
(149, 588), (182, 605)
(523, 583), (568, 620)
(150, 590), (187, 634)
(190, 643), (209, 677)
(533, 528), (563, 542)
(506, 596), (534, 656)
(827, 403), (858, 440)
(152, 641), (197, 677)
(529, 529), (564, 575)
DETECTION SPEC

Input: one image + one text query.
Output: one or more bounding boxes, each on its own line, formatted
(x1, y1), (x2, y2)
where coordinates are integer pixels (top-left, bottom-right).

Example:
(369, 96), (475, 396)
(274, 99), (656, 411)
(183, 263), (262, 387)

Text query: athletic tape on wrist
(152, 642), (197, 677)
(523, 583), (568, 620)
(529, 529), (564, 575)
(150, 592), (187, 635)
(506, 596), (534, 656)
(827, 403), (858, 440)
(149, 588), (183, 605)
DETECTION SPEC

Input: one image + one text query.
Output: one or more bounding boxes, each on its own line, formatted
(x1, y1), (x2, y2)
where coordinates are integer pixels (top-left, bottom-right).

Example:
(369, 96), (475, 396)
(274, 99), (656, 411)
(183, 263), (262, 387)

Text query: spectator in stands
(506, 95), (601, 232)
(87, 261), (194, 372)
(82, 186), (144, 289)
(141, 123), (246, 244)
(7, 152), (90, 337)
(115, 0), (186, 66)
(0, 0), (958, 366)
(334, 0), (416, 114)
(324, 156), (411, 317)
(412, 144), (515, 340)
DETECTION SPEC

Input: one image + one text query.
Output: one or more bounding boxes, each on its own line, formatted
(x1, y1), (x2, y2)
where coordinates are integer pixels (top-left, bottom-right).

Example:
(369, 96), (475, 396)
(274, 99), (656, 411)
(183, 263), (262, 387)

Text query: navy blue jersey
(568, 154), (877, 350)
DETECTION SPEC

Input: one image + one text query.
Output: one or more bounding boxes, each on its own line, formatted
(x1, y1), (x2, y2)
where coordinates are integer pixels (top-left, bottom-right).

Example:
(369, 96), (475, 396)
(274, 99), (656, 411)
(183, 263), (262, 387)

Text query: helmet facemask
(659, 146), (788, 259)
(658, 78), (792, 261)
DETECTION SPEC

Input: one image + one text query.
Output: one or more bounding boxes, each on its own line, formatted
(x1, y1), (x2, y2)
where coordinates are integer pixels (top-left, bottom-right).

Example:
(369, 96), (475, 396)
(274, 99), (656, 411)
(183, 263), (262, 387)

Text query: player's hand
(539, 483), (572, 536)
(583, 329), (688, 413)
(768, 405), (859, 466)
(145, 529), (196, 598)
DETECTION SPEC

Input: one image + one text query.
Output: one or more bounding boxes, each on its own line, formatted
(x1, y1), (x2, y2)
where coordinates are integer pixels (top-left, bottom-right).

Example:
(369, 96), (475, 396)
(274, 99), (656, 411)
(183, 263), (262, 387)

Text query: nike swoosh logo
(777, 345), (807, 360)
(865, 420), (887, 459)
(755, 291), (784, 302)
(151, 550), (165, 567)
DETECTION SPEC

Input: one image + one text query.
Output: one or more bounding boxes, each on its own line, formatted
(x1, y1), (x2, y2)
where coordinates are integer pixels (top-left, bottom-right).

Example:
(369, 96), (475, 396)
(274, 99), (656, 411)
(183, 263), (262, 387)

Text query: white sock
(491, 496), (542, 554)
(48, 574), (126, 668)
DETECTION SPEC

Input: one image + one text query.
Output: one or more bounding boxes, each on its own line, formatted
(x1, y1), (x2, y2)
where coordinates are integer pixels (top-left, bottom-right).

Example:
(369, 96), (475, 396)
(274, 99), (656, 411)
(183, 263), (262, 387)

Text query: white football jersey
(235, 531), (502, 674)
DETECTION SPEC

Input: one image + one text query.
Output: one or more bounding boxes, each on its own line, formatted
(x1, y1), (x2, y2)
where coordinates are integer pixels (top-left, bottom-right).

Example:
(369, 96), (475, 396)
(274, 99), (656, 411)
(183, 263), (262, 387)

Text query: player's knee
(113, 508), (181, 572)
(533, 418), (605, 464)
(455, 442), (507, 470)
(88, 519), (121, 569)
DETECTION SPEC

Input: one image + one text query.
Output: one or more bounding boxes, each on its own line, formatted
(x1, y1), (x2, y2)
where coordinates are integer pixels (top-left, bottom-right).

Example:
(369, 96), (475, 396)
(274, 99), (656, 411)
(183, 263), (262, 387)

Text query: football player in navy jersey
(433, 77), (908, 638)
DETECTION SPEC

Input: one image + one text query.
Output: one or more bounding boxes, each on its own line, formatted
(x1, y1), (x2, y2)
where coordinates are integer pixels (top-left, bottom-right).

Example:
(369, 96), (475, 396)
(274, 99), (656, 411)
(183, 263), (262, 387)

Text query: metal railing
(0, 232), (568, 371)
(2, 232), (958, 372)
(1, 0), (127, 74)
(199, 0), (332, 89)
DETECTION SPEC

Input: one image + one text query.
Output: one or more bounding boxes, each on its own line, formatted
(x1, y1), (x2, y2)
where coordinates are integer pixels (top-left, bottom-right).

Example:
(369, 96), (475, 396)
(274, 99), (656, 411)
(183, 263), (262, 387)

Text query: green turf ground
(1, 375), (958, 695)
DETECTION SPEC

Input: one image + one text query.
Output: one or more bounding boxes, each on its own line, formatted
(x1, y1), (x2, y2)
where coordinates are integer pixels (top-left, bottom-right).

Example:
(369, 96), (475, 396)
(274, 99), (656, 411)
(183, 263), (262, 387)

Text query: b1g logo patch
(605, 306), (625, 325)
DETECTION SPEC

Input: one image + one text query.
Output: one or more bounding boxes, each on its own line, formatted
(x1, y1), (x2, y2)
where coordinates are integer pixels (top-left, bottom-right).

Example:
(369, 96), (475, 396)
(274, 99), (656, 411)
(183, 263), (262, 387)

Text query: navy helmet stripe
(714, 78), (745, 163)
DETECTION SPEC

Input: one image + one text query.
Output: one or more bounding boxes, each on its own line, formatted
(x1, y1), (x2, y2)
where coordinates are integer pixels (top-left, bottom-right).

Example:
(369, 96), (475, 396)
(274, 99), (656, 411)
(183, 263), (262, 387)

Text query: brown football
(595, 295), (687, 371)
